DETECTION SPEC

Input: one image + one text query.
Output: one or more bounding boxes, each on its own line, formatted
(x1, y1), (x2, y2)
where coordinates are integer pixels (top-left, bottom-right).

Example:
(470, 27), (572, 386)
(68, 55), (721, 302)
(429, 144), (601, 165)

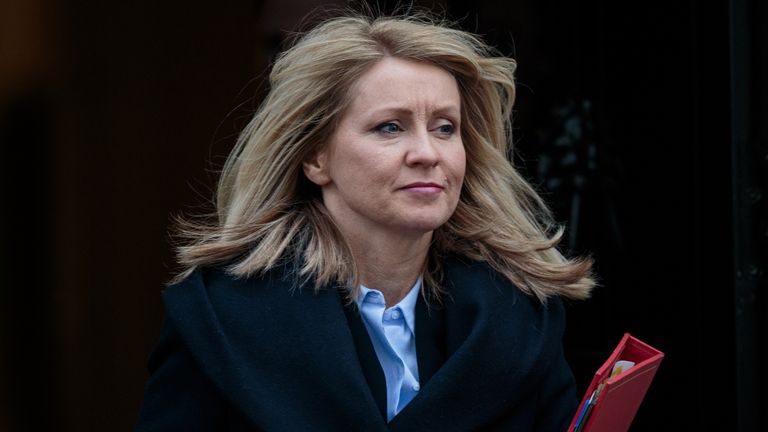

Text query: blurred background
(0, 0), (765, 430)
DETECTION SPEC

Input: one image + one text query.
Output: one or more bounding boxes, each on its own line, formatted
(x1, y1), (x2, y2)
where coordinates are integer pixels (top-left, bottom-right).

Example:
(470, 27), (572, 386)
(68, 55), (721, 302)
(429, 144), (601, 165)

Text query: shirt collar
(356, 275), (422, 332)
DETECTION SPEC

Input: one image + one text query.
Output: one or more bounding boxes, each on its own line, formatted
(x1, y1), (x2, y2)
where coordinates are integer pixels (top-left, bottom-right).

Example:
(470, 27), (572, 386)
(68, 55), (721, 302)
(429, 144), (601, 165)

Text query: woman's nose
(405, 130), (439, 167)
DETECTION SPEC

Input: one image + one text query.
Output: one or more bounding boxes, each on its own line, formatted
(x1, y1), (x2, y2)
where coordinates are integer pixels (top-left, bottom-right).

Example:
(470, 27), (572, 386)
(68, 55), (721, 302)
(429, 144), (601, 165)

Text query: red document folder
(568, 333), (664, 432)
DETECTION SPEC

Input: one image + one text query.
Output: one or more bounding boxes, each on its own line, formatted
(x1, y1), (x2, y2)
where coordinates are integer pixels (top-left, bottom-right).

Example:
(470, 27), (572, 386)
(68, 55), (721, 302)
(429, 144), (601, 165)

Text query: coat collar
(163, 256), (563, 431)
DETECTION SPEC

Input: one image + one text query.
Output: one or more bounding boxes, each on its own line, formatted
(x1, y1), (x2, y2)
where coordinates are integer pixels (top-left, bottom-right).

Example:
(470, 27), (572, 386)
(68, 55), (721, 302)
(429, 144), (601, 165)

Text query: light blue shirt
(355, 277), (422, 421)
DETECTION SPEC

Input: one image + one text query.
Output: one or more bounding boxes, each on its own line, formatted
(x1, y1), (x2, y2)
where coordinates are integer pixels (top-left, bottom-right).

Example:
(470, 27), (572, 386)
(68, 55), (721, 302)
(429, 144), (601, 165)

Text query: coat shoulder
(442, 255), (566, 323)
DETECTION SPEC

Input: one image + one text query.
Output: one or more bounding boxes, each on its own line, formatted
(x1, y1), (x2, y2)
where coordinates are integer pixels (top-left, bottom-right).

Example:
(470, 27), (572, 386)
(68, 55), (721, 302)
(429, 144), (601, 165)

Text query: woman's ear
(302, 149), (331, 186)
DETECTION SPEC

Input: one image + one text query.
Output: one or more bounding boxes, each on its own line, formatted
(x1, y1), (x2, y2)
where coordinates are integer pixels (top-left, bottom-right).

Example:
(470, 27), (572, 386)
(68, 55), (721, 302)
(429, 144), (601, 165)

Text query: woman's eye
(375, 122), (402, 135)
(435, 123), (455, 135)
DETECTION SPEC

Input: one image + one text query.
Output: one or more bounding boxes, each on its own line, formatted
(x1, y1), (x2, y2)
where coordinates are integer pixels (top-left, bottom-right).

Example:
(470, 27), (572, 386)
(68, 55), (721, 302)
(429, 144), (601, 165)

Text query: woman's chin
(394, 215), (451, 236)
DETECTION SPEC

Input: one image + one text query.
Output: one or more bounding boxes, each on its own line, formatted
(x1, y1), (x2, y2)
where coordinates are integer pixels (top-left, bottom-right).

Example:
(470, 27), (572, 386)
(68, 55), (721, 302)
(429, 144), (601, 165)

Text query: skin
(303, 57), (466, 307)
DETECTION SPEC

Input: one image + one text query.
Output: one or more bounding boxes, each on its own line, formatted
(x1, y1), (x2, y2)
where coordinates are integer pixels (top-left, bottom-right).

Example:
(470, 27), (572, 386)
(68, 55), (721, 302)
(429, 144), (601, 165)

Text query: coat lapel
(415, 291), (447, 385)
(388, 257), (561, 431)
(164, 266), (388, 431)
(342, 299), (388, 421)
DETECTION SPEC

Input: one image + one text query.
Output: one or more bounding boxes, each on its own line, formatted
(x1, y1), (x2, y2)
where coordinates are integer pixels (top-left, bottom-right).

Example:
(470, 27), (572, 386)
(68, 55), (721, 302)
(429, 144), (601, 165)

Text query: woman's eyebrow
(364, 104), (461, 119)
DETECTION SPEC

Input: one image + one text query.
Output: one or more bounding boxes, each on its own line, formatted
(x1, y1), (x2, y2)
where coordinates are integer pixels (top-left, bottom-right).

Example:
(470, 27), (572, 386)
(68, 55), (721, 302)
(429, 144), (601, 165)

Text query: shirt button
(391, 310), (401, 320)
(413, 383), (420, 391)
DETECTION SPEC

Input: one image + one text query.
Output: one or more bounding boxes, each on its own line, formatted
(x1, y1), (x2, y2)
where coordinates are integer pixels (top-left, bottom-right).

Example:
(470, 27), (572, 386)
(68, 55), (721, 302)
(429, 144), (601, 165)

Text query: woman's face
(303, 57), (466, 240)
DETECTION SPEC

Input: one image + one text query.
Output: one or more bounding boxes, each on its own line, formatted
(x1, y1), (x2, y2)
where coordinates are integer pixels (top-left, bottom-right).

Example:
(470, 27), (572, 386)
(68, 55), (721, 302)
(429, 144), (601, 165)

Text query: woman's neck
(346, 230), (431, 307)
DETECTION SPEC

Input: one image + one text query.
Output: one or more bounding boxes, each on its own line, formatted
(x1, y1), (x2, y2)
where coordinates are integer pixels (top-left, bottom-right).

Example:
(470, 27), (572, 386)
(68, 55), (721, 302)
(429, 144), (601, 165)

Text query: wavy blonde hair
(174, 13), (594, 302)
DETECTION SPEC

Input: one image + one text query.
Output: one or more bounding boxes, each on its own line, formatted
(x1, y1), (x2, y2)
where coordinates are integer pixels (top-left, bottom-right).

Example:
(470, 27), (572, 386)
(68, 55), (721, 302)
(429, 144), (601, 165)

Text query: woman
(136, 13), (594, 431)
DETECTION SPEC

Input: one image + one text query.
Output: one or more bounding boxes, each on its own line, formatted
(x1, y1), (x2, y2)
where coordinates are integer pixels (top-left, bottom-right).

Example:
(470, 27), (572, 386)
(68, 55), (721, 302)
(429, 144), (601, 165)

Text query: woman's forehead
(342, 57), (461, 117)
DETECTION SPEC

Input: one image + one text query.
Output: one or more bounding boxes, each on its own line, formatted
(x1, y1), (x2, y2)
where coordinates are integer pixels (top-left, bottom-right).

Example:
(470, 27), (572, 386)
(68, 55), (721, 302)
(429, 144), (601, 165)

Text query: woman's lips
(400, 182), (444, 194)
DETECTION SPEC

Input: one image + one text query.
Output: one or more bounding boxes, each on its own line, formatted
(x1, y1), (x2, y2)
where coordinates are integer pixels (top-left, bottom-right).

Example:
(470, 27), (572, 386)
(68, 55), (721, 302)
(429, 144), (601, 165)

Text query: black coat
(135, 256), (578, 431)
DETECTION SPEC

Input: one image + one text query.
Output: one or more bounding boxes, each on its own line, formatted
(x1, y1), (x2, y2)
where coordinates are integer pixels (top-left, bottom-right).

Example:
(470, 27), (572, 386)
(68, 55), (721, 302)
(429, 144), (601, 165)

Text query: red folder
(568, 333), (664, 432)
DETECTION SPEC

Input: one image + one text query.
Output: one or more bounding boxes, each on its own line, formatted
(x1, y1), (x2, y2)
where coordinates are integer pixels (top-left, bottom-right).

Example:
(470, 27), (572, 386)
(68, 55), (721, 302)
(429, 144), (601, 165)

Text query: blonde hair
(174, 13), (595, 302)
